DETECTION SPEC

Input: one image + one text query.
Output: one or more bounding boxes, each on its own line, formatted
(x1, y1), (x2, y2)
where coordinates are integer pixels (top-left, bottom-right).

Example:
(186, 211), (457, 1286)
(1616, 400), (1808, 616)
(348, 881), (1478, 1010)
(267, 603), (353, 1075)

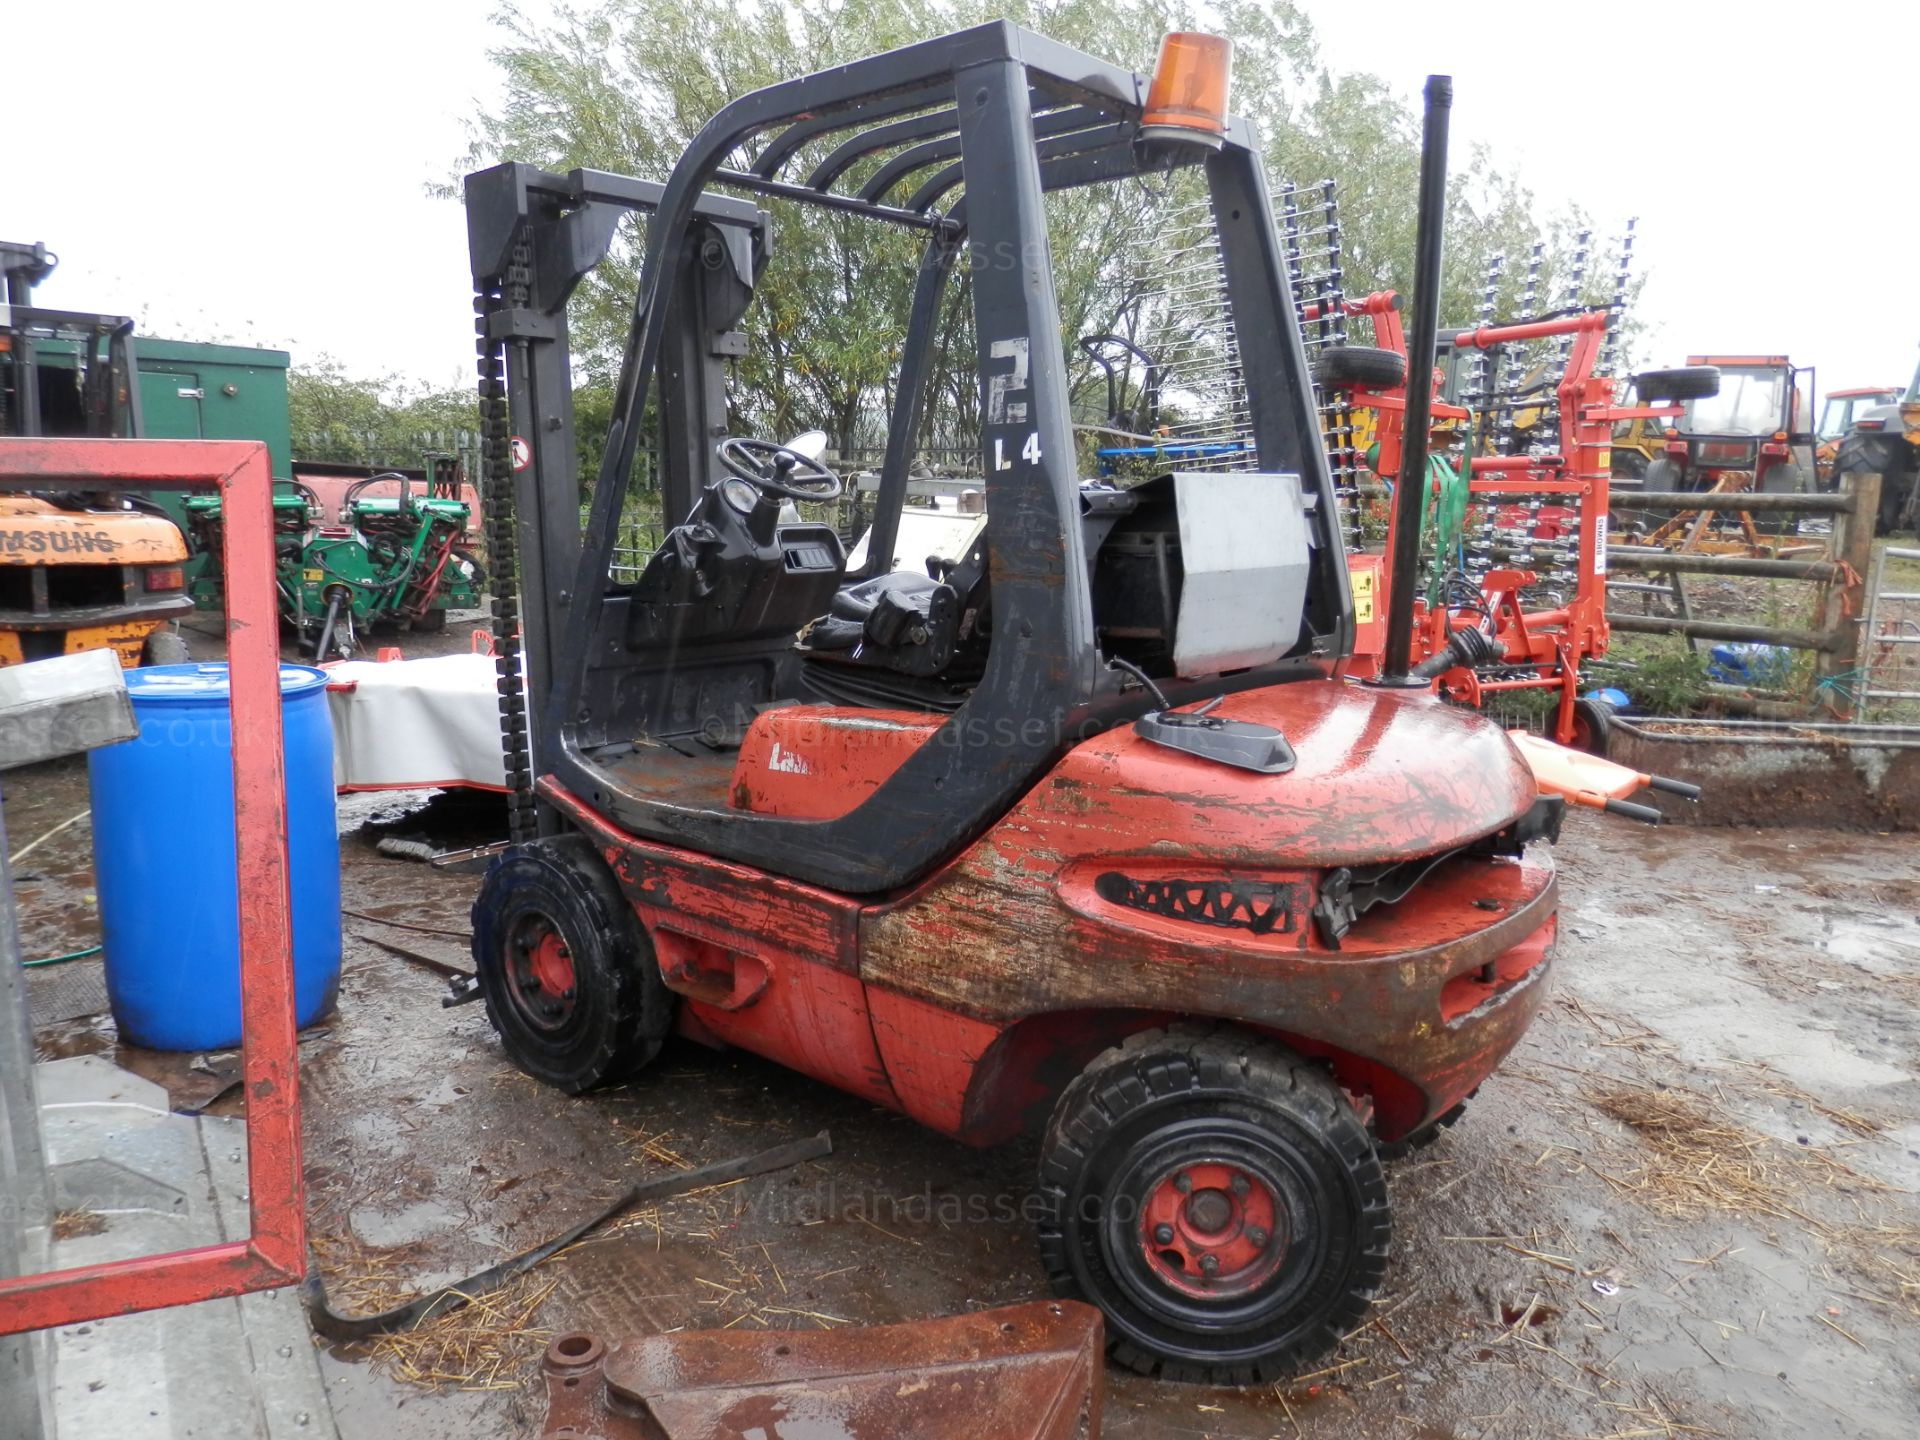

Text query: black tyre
(1632, 366), (1718, 403)
(140, 629), (190, 666)
(471, 835), (674, 1093)
(1568, 696), (1613, 756)
(411, 606), (449, 633)
(1834, 432), (1917, 535)
(1610, 448), (1648, 484)
(1313, 345), (1406, 392)
(1035, 1027), (1389, 1384)
(1375, 1094), (1471, 1162)
(1642, 456), (1683, 493)
(1757, 460), (1805, 495)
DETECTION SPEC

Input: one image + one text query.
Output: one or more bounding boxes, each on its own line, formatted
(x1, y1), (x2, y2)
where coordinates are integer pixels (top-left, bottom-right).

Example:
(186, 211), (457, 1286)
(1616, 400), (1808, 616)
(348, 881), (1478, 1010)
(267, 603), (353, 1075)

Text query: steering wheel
(715, 437), (843, 501)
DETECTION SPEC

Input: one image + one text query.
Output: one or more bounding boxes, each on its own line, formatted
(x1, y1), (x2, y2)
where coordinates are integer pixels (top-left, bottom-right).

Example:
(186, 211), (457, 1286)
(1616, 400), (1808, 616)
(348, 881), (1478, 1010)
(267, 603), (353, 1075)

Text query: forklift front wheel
(471, 836), (673, 1093)
(1035, 1028), (1389, 1384)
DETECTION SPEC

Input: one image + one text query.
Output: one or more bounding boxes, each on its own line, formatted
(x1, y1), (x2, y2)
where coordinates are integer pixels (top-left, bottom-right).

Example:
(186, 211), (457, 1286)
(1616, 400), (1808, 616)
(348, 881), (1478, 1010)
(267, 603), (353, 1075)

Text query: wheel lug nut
(1153, 1224), (1174, 1245)
(1249, 1226), (1269, 1248)
(1230, 1174), (1249, 1197)
(1199, 1254), (1219, 1275)
(1173, 1173), (1192, 1194)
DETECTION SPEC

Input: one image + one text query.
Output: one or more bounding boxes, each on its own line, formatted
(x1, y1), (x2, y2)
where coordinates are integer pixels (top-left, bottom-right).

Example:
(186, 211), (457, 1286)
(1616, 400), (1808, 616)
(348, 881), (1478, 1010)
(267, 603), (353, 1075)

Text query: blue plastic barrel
(87, 662), (340, 1051)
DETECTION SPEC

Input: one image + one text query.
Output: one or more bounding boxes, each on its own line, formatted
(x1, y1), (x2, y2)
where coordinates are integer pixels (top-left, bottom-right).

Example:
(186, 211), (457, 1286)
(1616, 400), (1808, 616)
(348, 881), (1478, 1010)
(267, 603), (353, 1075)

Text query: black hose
(303, 1131), (832, 1341)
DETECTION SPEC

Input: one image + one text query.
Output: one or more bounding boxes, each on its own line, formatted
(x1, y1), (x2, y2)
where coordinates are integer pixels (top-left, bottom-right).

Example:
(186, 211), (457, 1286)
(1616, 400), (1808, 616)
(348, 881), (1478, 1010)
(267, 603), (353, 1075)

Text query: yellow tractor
(1, 242), (192, 667)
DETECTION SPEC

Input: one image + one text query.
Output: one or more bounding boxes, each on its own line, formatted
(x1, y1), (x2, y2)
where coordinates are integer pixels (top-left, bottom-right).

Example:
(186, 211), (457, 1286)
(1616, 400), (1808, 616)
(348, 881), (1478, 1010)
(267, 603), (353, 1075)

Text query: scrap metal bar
(0, 438), (303, 1335)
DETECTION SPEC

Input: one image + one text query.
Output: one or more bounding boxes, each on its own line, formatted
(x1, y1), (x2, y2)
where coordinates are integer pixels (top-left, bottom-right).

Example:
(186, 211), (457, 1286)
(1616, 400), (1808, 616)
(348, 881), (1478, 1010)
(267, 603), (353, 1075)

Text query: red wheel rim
(1137, 1160), (1287, 1300)
(506, 914), (576, 1030)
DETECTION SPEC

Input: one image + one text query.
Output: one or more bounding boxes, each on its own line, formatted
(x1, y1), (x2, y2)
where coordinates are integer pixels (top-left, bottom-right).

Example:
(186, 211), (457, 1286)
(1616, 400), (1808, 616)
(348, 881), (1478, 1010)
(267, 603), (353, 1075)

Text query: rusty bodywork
(545, 680), (1554, 1148)
(537, 1301), (1104, 1440)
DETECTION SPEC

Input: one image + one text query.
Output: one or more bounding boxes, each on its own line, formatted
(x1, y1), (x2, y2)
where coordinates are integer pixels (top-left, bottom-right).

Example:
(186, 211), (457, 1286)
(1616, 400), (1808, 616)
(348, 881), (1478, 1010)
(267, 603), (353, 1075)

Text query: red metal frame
(1339, 305), (1684, 743)
(0, 438), (303, 1335)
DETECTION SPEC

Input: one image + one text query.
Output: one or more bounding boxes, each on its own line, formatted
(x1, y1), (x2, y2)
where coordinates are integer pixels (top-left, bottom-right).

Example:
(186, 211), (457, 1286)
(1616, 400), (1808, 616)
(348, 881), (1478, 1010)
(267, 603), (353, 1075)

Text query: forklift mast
(467, 168), (769, 827)
(467, 23), (1351, 890)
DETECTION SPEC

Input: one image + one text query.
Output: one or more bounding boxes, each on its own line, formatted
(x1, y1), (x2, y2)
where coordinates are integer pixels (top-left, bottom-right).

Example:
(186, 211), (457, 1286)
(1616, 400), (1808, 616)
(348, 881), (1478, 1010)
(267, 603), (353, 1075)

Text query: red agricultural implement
(1321, 299), (1713, 752)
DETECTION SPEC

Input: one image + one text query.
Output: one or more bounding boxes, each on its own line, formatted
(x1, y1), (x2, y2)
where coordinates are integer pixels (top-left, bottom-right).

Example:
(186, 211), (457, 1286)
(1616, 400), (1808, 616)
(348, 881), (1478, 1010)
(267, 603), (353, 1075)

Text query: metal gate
(1858, 545), (1920, 722)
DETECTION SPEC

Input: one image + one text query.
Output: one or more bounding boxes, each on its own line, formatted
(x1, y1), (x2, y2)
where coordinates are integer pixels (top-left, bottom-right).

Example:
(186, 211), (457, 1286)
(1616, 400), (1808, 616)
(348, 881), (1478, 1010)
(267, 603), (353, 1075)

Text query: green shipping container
(132, 337), (292, 483)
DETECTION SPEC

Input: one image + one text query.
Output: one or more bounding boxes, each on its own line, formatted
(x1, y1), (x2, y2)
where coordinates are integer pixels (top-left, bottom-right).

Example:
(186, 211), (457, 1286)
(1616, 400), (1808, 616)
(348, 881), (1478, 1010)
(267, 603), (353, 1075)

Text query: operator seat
(802, 537), (990, 682)
(625, 483), (845, 651)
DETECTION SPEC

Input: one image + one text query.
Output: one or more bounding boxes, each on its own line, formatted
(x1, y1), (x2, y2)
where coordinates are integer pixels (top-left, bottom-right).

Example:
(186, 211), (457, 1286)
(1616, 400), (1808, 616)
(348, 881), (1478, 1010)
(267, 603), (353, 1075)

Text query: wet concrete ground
(6, 634), (1917, 1438)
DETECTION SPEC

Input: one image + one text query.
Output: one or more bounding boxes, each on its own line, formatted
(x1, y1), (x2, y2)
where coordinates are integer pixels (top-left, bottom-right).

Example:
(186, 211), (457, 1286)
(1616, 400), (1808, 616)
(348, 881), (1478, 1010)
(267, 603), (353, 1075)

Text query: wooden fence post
(1816, 470), (1881, 716)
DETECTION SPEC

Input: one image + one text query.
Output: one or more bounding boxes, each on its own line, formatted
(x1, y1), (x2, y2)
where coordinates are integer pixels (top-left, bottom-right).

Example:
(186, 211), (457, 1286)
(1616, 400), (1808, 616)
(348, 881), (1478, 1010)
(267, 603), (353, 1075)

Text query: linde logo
(0, 528), (120, 556)
(766, 742), (810, 775)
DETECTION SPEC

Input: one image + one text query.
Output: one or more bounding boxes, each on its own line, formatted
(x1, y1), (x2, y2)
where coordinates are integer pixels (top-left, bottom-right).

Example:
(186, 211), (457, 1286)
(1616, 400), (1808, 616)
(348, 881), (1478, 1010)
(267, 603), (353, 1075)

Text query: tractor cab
(1819, 386), (1898, 444)
(1657, 354), (1816, 493)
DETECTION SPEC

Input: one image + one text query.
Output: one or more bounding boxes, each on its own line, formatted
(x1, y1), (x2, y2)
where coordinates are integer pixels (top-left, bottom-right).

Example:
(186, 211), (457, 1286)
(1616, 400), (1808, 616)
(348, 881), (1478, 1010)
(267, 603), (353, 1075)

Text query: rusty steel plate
(539, 1299), (1104, 1439)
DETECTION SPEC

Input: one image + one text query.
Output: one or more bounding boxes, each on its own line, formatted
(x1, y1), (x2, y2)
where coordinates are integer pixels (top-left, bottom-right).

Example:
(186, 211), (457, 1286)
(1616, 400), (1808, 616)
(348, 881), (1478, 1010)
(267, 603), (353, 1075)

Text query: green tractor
(186, 474), (483, 658)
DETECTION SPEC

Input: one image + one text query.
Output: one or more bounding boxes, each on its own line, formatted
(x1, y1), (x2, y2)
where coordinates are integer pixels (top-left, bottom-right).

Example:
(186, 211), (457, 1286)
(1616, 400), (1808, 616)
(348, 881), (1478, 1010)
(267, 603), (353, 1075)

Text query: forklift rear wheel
(141, 629), (190, 667)
(471, 835), (673, 1093)
(1312, 345), (1406, 392)
(1035, 1028), (1389, 1383)
(1569, 697), (1613, 757)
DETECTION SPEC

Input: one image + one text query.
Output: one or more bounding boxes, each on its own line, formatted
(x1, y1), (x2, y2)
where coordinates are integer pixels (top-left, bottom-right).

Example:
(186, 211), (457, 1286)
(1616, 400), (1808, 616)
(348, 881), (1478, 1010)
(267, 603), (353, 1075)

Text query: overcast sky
(11, 0), (1918, 399)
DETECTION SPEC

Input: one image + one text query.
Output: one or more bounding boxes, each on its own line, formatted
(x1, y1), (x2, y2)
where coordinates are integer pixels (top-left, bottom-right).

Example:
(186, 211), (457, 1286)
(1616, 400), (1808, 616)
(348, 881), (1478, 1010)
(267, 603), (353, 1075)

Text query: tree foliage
(287, 356), (479, 466)
(455, 0), (1622, 463)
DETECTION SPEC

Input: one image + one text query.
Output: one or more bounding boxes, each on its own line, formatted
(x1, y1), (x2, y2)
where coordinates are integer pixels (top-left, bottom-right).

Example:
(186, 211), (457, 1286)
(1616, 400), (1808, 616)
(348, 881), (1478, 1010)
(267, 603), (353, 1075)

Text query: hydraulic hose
(313, 585), (348, 661)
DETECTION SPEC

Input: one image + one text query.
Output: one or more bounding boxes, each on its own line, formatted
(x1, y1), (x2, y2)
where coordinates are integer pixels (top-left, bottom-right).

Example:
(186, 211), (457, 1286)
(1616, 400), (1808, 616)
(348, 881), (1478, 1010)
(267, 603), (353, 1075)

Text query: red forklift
(464, 29), (1559, 1382)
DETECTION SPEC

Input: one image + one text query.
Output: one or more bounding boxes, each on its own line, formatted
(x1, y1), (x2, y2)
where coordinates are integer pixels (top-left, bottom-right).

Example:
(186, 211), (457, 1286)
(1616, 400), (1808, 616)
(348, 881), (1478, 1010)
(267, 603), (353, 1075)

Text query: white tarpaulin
(325, 653), (511, 792)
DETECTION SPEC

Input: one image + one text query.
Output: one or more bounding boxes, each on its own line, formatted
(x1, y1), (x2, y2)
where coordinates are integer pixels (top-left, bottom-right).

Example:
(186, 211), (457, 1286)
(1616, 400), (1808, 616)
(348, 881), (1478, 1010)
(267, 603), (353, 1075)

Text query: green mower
(186, 474), (484, 659)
